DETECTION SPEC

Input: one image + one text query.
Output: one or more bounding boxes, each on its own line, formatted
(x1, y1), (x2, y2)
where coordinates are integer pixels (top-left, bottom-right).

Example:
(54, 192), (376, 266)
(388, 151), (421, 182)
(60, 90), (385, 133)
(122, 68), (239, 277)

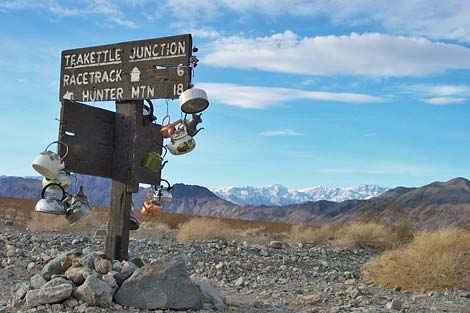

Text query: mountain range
(213, 184), (388, 205)
(1, 175), (469, 229)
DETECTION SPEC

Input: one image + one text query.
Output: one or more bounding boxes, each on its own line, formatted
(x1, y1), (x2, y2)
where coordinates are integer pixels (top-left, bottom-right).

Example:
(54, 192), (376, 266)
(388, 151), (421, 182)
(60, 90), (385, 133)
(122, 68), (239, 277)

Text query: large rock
(41, 254), (72, 280)
(192, 278), (225, 311)
(114, 258), (202, 310)
(94, 258), (112, 274)
(73, 275), (113, 307)
(41, 277), (74, 289)
(15, 282), (30, 300)
(113, 261), (138, 286)
(30, 274), (47, 289)
(25, 284), (73, 307)
(79, 253), (98, 269)
(65, 266), (92, 285)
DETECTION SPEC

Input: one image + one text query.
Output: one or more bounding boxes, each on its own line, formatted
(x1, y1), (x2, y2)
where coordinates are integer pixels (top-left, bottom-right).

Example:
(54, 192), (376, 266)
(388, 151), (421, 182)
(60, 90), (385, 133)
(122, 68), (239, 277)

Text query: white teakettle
(165, 124), (196, 155)
(32, 141), (68, 179)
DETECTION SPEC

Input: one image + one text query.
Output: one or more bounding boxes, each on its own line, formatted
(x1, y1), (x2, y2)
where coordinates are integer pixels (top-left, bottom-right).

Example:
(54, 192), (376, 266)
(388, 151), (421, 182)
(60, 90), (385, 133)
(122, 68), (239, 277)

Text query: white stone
(234, 277), (244, 287)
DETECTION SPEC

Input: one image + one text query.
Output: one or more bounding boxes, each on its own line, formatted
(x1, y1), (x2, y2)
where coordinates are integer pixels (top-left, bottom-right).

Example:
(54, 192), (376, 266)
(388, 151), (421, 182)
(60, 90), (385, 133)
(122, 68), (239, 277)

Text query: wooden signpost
(60, 34), (192, 101)
(58, 34), (193, 260)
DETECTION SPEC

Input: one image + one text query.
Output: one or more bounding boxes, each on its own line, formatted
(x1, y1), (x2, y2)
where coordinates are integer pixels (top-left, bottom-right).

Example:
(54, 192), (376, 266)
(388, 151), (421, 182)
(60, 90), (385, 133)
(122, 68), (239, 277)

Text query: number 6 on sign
(173, 83), (184, 96)
(177, 65), (184, 77)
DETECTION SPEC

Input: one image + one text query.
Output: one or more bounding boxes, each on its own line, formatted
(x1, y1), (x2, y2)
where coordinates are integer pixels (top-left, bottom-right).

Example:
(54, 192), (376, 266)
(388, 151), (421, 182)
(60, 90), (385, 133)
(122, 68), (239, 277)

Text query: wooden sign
(59, 34), (192, 102)
(58, 100), (163, 185)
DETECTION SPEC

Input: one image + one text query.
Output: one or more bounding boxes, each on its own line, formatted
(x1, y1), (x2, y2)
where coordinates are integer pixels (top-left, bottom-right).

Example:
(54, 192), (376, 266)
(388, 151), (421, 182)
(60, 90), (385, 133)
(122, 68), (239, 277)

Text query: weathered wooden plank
(107, 180), (132, 261)
(105, 101), (141, 261)
(59, 100), (164, 184)
(60, 34), (193, 101)
(59, 100), (114, 178)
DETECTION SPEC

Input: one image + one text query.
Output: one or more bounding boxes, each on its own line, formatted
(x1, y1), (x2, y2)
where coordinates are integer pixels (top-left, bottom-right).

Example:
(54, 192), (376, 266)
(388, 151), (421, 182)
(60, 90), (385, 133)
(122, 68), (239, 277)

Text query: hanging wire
(166, 99), (169, 116)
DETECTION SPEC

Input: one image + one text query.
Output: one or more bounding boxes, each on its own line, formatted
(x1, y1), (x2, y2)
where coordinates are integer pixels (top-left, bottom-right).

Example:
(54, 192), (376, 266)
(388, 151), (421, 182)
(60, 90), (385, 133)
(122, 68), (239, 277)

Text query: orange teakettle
(141, 189), (162, 216)
(160, 115), (182, 139)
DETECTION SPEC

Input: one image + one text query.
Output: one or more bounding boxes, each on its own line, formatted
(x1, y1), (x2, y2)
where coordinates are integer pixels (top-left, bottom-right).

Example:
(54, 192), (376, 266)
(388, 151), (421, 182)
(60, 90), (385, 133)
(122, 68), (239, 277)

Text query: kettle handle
(41, 183), (66, 201)
(162, 115), (170, 126)
(156, 143), (168, 159)
(160, 179), (172, 191)
(144, 99), (157, 122)
(45, 140), (69, 160)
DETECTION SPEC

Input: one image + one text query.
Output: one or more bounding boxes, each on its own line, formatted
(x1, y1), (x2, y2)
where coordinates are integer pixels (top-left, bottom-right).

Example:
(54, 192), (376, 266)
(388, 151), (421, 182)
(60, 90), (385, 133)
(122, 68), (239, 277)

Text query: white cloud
(163, 0), (470, 42)
(407, 84), (470, 105)
(197, 82), (383, 109)
(0, 0), (138, 28)
(410, 84), (470, 96)
(422, 97), (467, 105)
(5, 1), (470, 41)
(259, 130), (304, 137)
(191, 28), (224, 40)
(203, 32), (470, 77)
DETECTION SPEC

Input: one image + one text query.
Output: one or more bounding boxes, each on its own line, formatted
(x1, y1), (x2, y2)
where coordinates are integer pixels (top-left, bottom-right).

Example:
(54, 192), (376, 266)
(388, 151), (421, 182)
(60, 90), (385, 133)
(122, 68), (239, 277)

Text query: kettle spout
(192, 128), (204, 137)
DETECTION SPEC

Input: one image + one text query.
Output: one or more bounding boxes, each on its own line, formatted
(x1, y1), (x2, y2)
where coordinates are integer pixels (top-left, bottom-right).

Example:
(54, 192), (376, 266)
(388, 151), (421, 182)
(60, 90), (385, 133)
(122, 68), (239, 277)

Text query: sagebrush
(363, 228), (470, 290)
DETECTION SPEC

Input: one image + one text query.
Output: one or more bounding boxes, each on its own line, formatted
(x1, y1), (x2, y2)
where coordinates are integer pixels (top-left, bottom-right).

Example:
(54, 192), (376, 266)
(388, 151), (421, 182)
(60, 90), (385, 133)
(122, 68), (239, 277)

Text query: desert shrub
(176, 217), (266, 242)
(334, 222), (399, 250)
(176, 217), (236, 241)
(389, 223), (415, 246)
(287, 224), (337, 245)
(363, 228), (470, 290)
(28, 209), (106, 233)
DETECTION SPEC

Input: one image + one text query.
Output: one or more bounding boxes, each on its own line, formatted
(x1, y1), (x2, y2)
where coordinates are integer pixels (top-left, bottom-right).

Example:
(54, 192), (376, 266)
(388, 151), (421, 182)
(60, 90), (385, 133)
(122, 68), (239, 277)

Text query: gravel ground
(0, 218), (469, 313)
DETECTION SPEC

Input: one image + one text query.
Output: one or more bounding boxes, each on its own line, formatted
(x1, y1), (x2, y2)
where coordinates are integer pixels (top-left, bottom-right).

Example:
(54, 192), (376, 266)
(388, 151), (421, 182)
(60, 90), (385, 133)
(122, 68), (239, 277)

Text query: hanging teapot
(32, 141), (68, 179)
(179, 88), (209, 114)
(141, 144), (168, 172)
(166, 124), (196, 155)
(34, 183), (68, 215)
(156, 179), (173, 202)
(183, 113), (204, 137)
(65, 185), (93, 225)
(160, 115), (182, 139)
(141, 188), (162, 216)
(42, 171), (71, 192)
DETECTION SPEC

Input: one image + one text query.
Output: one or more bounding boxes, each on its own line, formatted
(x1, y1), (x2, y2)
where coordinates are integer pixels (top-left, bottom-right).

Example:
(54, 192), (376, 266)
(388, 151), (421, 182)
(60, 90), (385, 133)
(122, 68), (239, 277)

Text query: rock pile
(8, 246), (224, 311)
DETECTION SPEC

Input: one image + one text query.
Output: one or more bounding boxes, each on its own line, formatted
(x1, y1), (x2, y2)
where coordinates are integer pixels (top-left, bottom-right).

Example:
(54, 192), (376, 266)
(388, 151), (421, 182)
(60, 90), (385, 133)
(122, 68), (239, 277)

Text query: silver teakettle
(65, 186), (93, 225)
(183, 113), (204, 137)
(34, 183), (68, 215)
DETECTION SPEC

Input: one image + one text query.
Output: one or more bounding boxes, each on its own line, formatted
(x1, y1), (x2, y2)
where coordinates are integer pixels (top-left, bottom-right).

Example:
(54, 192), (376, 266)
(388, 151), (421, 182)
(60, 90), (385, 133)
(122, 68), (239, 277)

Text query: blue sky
(0, 0), (469, 190)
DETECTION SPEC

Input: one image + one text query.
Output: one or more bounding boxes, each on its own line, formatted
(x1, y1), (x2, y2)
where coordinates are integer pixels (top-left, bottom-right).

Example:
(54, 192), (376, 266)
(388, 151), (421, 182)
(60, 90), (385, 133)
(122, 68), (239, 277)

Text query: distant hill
(1, 175), (469, 229)
(0, 176), (41, 200)
(163, 178), (470, 229)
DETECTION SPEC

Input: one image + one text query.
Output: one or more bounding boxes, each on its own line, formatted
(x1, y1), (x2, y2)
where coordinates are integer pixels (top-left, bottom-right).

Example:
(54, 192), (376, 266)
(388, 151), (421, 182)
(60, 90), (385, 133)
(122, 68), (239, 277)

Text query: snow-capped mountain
(213, 184), (389, 206)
